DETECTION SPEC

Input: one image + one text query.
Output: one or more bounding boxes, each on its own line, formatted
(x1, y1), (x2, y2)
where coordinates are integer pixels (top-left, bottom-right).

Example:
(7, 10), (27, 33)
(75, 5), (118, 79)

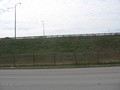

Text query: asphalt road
(0, 67), (120, 90)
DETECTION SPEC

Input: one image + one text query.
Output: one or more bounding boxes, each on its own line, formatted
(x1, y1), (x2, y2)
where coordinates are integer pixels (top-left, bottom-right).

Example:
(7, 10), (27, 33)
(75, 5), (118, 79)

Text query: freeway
(0, 66), (120, 90)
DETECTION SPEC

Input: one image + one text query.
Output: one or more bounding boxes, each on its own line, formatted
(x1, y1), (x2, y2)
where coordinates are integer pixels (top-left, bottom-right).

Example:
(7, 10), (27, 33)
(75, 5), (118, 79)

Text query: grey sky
(0, 0), (120, 38)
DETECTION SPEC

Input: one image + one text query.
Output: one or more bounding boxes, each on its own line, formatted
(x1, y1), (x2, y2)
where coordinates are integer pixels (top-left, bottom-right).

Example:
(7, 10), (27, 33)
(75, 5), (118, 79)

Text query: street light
(13, 3), (21, 67)
(15, 3), (21, 39)
(42, 20), (45, 37)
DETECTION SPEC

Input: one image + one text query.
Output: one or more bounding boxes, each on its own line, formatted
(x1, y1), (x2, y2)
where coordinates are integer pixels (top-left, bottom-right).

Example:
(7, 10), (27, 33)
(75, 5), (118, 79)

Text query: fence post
(13, 54), (16, 67)
(74, 51), (77, 64)
(118, 43), (120, 61)
(33, 53), (35, 66)
(96, 36), (100, 64)
(53, 50), (56, 65)
(96, 47), (99, 64)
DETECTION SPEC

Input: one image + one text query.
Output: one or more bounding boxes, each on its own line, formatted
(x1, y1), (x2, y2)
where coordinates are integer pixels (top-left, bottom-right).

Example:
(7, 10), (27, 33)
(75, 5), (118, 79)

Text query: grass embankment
(0, 34), (120, 67)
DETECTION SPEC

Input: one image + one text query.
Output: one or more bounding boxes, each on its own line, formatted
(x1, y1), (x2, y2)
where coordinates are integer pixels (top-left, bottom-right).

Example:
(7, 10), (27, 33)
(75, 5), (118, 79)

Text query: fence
(0, 49), (120, 67)
(1, 32), (120, 40)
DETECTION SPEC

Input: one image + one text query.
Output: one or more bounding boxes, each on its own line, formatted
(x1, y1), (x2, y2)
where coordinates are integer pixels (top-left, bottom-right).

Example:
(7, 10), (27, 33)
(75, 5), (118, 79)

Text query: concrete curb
(0, 64), (120, 69)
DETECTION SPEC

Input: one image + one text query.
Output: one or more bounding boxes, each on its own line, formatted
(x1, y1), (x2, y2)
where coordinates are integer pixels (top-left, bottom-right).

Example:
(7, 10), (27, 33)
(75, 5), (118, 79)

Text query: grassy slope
(0, 35), (119, 54)
(0, 35), (120, 66)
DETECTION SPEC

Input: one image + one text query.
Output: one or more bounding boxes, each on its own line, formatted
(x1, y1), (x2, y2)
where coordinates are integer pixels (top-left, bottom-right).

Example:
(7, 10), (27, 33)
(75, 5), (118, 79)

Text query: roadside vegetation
(0, 34), (120, 67)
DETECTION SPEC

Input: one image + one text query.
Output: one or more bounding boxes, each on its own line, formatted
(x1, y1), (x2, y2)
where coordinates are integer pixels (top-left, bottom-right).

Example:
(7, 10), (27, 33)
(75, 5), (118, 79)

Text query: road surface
(0, 67), (120, 90)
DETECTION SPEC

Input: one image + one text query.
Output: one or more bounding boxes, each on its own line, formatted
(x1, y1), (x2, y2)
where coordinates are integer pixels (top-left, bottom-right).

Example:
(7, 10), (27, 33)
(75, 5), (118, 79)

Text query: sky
(0, 0), (120, 38)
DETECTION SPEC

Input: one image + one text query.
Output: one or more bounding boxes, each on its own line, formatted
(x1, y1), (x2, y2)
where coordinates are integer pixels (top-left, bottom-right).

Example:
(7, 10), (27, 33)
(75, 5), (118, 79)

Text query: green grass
(0, 34), (120, 67)
(0, 35), (119, 54)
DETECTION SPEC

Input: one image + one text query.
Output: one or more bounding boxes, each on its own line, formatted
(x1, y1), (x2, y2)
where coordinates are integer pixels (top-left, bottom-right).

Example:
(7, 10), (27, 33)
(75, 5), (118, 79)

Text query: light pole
(42, 20), (45, 37)
(13, 3), (21, 67)
(15, 3), (21, 39)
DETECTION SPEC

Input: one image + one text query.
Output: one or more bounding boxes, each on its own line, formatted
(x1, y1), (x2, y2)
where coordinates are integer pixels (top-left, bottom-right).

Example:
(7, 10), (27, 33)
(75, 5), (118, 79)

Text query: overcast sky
(0, 0), (120, 38)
